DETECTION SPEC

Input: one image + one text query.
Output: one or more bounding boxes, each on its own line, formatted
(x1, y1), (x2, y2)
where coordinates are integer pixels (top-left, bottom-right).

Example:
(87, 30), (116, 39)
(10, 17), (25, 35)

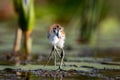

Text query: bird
(46, 24), (65, 70)
(10, 0), (35, 65)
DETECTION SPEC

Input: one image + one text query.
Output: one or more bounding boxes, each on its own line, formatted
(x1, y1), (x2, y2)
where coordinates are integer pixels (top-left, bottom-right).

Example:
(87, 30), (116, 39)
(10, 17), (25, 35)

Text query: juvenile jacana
(46, 24), (65, 70)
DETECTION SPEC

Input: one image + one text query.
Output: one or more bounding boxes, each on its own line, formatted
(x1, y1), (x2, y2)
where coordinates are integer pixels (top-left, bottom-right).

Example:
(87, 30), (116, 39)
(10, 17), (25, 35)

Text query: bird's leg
(45, 46), (55, 66)
(55, 48), (65, 66)
(8, 28), (22, 66)
(58, 48), (65, 70)
(23, 30), (32, 64)
(55, 48), (61, 59)
(12, 27), (22, 56)
(54, 48), (57, 69)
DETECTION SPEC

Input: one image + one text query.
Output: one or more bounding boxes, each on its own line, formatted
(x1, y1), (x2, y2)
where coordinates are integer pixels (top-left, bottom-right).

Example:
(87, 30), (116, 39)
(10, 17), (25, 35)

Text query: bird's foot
(22, 55), (32, 65)
(22, 60), (31, 65)
(56, 67), (63, 71)
(9, 55), (20, 66)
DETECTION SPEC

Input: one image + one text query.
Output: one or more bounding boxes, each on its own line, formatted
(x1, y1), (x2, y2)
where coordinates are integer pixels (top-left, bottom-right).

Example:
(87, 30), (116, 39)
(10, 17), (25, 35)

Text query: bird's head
(51, 24), (64, 38)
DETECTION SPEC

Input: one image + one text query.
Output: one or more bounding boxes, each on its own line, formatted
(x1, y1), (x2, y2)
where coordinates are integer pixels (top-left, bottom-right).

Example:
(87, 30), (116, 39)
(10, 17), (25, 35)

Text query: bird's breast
(49, 35), (59, 45)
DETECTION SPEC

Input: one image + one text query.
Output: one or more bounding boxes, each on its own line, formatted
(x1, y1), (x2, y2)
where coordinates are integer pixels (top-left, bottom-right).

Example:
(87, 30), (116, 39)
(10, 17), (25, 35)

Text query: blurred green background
(0, 0), (120, 79)
(0, 0), (120, 57)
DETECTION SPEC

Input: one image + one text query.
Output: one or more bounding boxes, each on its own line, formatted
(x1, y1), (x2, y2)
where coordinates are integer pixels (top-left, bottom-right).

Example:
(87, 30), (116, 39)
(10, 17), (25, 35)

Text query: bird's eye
(53, 28), (56, 30)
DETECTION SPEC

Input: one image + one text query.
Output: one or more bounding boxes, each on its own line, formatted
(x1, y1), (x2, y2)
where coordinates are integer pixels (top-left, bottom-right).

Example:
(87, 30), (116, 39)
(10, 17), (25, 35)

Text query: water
(0, 21), (120, 80)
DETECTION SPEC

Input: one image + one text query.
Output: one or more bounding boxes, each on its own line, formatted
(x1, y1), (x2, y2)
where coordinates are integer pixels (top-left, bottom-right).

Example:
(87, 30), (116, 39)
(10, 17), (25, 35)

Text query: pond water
(0, 21), (120, 80)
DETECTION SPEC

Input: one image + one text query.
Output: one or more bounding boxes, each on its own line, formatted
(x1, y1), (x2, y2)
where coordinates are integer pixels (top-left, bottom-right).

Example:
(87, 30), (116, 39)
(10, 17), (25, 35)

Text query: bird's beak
(53, 29), (59, 38)
(56, 32), (59, 38)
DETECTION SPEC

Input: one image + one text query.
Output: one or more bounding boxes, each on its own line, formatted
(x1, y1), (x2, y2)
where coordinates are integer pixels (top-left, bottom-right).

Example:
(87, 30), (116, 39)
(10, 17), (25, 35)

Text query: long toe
(56, 66), (63, 71)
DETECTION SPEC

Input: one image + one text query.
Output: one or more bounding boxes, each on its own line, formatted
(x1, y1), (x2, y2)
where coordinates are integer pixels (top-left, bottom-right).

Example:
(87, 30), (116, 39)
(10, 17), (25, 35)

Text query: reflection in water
(21, 72), (30, 80)
(14, 70), (64, 80)
(54, 72), (63, 80)
(0, 69), (81, 80)
(15, 71), (30, 80)
(0, 69), (31, 80)
(1, 68), (118, 80)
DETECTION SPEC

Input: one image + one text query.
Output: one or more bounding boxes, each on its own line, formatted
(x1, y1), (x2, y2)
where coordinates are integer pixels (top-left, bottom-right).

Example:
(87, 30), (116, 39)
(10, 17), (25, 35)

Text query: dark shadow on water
(0, 68), (30, 80)
(0, 69), (80, 80)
